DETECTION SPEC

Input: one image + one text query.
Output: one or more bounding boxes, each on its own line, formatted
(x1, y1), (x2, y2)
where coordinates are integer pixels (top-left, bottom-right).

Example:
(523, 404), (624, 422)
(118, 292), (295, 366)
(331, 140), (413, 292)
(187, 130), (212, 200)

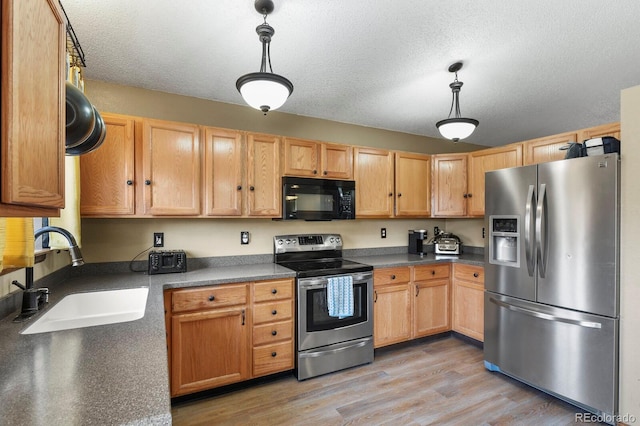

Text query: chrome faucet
(12, 226), (84, 321)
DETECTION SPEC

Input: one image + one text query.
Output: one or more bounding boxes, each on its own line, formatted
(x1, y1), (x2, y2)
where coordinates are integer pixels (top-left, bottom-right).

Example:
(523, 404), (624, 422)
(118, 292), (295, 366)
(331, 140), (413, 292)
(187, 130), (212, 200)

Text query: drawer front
(253, 320), (293, 346)
(253, 279), (293, 303)
(253, 341), (294, 377)
(413, 264), (450, 281)
(374, 266), (411, 286)
(253, 300), (293, 324)
(454, 264), (485, 285)
(172, 284), (247, 313)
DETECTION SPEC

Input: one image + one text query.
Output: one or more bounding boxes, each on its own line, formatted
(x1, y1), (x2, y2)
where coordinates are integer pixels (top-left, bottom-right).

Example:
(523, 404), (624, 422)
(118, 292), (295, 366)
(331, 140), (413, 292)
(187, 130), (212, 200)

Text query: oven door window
(305, 283), (367, 331)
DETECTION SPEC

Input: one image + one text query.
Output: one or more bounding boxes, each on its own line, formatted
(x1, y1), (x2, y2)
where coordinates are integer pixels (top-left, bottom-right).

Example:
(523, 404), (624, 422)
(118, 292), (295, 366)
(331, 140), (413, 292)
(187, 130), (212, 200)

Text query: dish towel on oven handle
(327, 275), (354, 318)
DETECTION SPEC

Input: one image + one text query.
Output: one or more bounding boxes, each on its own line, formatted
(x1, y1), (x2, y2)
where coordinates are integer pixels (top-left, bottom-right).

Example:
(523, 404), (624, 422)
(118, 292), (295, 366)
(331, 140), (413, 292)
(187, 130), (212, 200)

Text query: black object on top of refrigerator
(483, 154), (620, 419)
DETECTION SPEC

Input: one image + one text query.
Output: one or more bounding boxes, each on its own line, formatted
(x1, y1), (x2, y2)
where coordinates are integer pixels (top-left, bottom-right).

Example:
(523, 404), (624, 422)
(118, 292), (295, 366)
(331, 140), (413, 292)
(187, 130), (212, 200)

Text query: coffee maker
(408, 229), (428, 256)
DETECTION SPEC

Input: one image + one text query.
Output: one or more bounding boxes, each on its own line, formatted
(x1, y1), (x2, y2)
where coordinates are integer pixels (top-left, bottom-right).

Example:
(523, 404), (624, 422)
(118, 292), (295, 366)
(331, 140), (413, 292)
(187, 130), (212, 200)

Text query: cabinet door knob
(323, 171), (328, 175)
(250, 186), (255, 191)
(271, 289), (277, 294)
(431, 270), (436, 275)
(271, 352), (277, 357)
(126, 180), (133, 186)
(208, 295), (215, 301)
(463, 193), (468, 198)
(271, 309), (277, 315)
(271, 330), (277, 336)
(467, 193), (473, 198)
(398, 193), (402, 197)
(145, 180), (151, 185)
(391, 274), (396, 280)
(388, 192), (393, 197)
(313, 170), (318, 174)
(473, 272), (479, 278)
(237, 185), (242, 190)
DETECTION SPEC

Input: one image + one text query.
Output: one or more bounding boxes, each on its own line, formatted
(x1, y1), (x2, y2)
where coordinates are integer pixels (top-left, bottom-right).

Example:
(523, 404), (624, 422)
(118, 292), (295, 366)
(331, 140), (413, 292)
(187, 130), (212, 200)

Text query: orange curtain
(1, 218), (35, 270)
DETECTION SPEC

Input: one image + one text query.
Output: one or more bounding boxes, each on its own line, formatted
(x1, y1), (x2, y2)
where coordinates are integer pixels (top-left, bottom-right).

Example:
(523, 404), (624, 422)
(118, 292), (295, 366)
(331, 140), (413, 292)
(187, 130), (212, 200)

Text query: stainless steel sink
(21, 287), (149, 334)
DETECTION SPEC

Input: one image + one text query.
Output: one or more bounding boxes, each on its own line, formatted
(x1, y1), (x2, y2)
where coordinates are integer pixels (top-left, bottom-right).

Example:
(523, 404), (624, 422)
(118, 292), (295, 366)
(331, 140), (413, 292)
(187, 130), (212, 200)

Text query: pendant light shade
(236, 0), (293, 114)
(436, 62), (478, 142)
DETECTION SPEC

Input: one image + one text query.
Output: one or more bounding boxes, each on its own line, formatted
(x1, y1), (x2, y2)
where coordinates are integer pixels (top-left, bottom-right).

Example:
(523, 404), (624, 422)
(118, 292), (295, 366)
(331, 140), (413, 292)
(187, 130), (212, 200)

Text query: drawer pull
(271, 330), (277, 336)
(473, 272), (479, 278)
(271, 352), (277, 357)
(271, 289), (277, 294)
(272, 309), (277, 315)
(208, 295), (215, 301)
(431, 270), (436, 275)
(391, 274), (396, 280)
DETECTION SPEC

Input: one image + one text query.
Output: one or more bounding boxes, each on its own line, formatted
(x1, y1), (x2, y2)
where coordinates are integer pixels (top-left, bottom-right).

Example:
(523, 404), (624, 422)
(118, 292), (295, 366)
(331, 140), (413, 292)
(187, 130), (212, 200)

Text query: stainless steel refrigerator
(484, 153), (619, 418)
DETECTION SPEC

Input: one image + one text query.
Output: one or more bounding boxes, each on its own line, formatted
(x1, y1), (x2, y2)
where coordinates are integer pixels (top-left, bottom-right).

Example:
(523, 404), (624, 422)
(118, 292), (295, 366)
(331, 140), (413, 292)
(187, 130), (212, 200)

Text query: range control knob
(329, 237), (334, 243)
(335, 237), (341, 244)
(277, 239), (283, 245)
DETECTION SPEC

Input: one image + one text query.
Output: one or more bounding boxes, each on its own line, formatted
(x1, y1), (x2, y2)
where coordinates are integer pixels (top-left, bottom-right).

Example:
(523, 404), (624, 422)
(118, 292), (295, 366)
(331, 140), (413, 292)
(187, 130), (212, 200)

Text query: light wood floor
(171, 335), (604, 426)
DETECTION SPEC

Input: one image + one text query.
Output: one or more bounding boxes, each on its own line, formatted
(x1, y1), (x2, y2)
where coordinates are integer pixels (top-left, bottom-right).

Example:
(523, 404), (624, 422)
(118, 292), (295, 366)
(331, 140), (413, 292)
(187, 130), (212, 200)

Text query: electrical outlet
(380, 228), (386, 238)
(482, 227), (486, 238)
(240, 231), (250, 245)
(153, 232), (164, 247)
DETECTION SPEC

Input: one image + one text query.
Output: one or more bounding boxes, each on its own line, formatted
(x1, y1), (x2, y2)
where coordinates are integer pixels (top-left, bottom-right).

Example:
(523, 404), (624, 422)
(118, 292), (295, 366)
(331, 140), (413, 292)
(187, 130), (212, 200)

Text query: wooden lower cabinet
(251, 279), (295, 378)
(170, 307), (250, 396)
(452, 264), (485, 342)
(373, 264), (451, 348)
(165, 278), (294, 397)
(413, 264), (451, 338)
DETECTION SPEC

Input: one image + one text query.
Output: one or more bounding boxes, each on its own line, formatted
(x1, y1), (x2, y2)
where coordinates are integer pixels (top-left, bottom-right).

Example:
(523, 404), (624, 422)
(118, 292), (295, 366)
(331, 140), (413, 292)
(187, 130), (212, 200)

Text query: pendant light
(436, 62), (479, 142)
(236, 0), (293, 115)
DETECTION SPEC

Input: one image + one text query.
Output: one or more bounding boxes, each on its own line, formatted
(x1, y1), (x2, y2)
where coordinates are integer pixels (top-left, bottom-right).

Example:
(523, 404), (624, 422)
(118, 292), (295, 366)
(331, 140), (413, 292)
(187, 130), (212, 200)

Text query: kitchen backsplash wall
(81, 218), (484, 263)
(0, 251), (74, 299)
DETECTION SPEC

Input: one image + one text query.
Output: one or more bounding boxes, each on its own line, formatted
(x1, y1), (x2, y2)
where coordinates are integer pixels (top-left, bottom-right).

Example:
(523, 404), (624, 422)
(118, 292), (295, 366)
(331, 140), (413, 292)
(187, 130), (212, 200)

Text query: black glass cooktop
(277, 258), (373, 278)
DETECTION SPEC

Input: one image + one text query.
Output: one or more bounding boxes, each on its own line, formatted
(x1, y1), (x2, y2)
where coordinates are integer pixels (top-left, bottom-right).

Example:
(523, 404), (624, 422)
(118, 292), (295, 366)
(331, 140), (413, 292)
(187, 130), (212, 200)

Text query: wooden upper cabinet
(523, 132), (577, 165)
(282, 138), (353, 179)
(80, 113), (136, 216)
(141, 118), (201, 216)
(321, 143), (353, 179)
(282, 138), (319, 177)
(354, 147), (394, 217)
(246, 133), (281, 217)
(395, 152), (431, 217)
(577, 122), (620, 142)
(1, 0), (65, 216)
(202, 127), (243, 216)
(431, 154), (468, 217)
(467, 143), (523, 216)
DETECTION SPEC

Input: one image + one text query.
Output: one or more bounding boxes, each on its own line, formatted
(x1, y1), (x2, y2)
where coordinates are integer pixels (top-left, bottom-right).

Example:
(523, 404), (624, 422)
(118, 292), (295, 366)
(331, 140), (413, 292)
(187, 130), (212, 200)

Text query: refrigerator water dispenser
(489, 216), (520, 267)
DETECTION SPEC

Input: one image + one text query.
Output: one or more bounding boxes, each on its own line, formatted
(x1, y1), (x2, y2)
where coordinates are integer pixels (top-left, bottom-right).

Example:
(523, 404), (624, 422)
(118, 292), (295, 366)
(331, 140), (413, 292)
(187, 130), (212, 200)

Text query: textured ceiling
(62, 0), (640, 147)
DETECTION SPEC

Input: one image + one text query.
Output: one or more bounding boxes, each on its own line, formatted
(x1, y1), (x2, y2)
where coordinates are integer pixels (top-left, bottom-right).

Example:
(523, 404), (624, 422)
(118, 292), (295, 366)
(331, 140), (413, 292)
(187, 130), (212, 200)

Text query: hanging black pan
(65, 106), (106, 156)
(65, 82), (95, 149)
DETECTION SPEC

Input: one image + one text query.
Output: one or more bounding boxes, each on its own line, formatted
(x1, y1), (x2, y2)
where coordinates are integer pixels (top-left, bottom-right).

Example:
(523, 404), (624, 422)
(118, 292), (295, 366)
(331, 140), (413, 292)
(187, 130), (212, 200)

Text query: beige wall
(85, 80), (482, 155)
(82, 218), (448, 263)
(619, 85), (640, 420)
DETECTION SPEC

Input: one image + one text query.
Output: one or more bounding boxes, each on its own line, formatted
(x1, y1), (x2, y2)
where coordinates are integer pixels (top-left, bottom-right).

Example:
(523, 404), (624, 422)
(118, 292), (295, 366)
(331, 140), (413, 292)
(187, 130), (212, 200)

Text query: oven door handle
(298, 272), (373, 289)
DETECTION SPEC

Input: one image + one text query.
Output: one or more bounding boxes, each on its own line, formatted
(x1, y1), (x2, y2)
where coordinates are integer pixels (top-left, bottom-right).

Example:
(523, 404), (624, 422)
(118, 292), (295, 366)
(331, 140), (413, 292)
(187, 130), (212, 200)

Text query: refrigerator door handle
(525, 184), (536, 276)
(489, 297), (602, 329)
(536, 183), (547, 278)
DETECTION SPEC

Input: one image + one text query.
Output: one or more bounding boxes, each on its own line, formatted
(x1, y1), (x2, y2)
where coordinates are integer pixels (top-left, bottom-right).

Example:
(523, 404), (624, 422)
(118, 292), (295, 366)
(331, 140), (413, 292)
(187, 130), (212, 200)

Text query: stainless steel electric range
(274, 234), (374, 380)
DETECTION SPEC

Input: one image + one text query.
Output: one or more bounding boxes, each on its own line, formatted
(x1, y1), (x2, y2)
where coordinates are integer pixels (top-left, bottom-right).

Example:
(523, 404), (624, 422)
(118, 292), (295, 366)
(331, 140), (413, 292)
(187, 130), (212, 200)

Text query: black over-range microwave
(282, 177), (355, 220)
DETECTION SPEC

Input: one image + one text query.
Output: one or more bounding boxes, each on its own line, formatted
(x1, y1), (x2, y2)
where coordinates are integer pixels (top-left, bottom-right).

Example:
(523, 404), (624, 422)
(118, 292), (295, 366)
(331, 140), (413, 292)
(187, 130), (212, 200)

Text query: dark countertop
(0, 255), (483, 425)
(347, 252), (485, 268)
(0, 263), (295, 426)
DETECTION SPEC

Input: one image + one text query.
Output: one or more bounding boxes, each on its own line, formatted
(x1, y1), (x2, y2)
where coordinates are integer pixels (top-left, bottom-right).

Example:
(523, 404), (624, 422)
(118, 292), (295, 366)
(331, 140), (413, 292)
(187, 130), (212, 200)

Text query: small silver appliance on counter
(434, 232), (462, 255)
